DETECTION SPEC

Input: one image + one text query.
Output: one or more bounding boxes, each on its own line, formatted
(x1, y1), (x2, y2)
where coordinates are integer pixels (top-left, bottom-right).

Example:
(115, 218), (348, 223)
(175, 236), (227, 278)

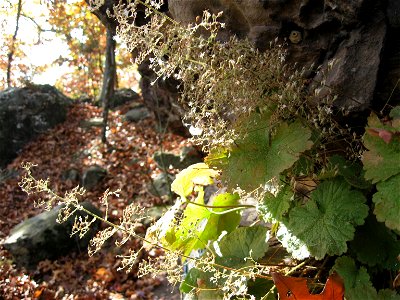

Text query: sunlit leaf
(168, 191), (240, 257)
(210, 193), (241, 234)
(276, 223), (310, 260)
(287, 179), (368, 259)
(171, 163), (219, 198)
(258, 184), (293, 221)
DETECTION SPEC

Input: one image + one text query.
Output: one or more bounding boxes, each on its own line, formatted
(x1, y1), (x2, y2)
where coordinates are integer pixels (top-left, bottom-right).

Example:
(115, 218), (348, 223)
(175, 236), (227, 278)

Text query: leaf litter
(0, 99), (189, 299)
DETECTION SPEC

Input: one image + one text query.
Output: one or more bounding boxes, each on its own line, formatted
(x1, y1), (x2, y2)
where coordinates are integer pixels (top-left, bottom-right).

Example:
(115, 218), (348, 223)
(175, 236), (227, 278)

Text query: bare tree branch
(7, 0), (22, 88)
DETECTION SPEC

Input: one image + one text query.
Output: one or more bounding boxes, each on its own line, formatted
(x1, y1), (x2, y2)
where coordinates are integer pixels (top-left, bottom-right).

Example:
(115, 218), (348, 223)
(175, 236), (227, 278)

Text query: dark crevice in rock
(373, 26), (400, 111)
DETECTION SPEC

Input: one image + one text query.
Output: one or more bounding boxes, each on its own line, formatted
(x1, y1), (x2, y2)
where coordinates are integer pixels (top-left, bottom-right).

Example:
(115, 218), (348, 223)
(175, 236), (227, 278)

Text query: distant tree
(6, 0), (22, 88)
(47, 0), (107, 98)
(99, 26), (116, 143)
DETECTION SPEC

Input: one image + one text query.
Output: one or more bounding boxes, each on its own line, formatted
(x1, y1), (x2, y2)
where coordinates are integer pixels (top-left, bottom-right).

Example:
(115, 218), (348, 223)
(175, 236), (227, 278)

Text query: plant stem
(136, 0), (178, 25)
(27, 172), (271, 280)
(185, 197), (255, 215)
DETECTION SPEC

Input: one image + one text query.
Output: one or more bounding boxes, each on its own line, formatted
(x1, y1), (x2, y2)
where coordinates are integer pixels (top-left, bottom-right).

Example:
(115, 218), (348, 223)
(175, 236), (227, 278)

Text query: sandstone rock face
(92, 0), (400, 119)
(168, 0), (392, 110)
(0, 84), (71, 168)
(2, 201), (101, 268)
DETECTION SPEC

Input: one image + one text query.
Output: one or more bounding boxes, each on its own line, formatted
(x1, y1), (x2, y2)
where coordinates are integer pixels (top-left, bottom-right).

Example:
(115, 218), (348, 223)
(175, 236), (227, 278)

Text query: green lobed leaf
(246, 278), (276, 300)
(373, 174), (400, 231)
(287, 178), (368, 259)
(212, 113), (271, 190)
(258, 184), (293, 222)
(265, 121), (313, 180)
(390, 106), (400, 120)
(329, 155), (372, 189)
(350, 215), (400, 270)
(214, 226), (269, 268)
(333, 256), (378, 300)
(362, 114), (400, 184)
(180, 268), (216, 293)
(167, 191), (240, 257)
(206, 113), (312, 191)
(378, 289), (400, 300)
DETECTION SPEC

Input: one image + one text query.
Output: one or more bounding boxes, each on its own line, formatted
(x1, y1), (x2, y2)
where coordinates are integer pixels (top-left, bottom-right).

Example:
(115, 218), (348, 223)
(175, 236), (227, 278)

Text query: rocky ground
(0, 98), (188, 299)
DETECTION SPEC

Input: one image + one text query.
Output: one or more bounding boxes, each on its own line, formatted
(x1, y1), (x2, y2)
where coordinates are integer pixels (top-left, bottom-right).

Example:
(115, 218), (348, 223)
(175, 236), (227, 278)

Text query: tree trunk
(7, 0), (22, 88)
(100, 26), (116, 144)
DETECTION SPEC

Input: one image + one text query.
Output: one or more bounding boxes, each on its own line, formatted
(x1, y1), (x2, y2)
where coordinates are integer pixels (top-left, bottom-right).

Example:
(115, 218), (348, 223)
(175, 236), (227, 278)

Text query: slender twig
(185, 201), (255, 210)
(24, 171), (273, 281)
(381, 78), (399, 114)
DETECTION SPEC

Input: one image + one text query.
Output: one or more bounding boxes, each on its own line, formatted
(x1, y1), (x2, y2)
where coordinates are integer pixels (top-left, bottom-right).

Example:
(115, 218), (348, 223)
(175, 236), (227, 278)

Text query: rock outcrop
(0, 84), (71, 168)
(90, 0), (400, 121)
(2, 201), (101, 268)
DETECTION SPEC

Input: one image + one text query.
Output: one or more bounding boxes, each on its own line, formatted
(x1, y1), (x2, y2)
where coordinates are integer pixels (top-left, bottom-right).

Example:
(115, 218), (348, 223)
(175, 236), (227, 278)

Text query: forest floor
(0, 98), (190, 299)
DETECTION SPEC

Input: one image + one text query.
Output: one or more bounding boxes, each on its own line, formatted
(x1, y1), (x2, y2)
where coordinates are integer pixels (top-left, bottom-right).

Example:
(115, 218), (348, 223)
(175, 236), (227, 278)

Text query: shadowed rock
(124, 105), (151, 122)
(2, 201), (101, 269)
(82, 165), (107, 190)
(0, 84), (71, 168)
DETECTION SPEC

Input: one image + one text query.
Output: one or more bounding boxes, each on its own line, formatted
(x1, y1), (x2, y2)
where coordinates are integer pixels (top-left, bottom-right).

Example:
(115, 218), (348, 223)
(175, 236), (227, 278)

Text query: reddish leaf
(272, 272), (344, 300)
(366, 128), (394, 144)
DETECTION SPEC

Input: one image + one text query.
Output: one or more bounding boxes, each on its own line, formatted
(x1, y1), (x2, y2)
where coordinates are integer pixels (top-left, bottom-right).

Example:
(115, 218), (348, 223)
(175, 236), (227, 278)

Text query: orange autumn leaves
(272, 272), (345, 300)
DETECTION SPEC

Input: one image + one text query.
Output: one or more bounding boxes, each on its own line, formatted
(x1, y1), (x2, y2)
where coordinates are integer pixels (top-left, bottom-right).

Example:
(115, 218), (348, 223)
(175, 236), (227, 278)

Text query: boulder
(0, 84), (71, 168)
(82, 165), (107, 190)
(61, 168), (80, 182)
(109, 88), (140, 108)
(2, 201), (101, 268)
(79, 117), (103, 128)
(153, 152), (181, 170)
(153, 146), (203, 170)
(0, 168), (18, 184)
(148, 173), (175, 198)
(124, 105), (151, 122)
